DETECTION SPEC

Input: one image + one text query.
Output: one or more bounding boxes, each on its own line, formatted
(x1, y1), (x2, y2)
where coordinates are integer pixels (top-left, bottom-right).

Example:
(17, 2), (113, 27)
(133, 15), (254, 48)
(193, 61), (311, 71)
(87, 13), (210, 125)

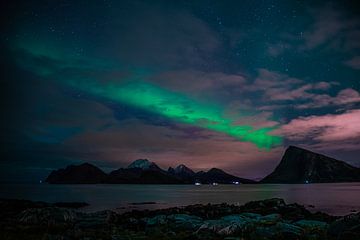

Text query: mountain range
(46, 159), (255, 184)
(46, 146), (360, 184)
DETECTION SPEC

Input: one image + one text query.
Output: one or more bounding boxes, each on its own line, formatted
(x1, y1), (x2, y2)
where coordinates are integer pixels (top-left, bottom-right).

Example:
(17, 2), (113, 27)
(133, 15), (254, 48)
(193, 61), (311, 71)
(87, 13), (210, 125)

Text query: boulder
(76, 210), (116, 229)
(295, 219), (328, 231)
(144, 214), (167, 226)
(272, 222), (304, 239)
(218, 214), (258, 235)
(252, 226), (278, 239)
(197, 213), (282, 236)
(258, 213), (282, 225)
(197, 219), (230, 233)
(167, 214), (203, 229)
(328, 212), (360, 239)
(240, 212), (262, 219)
(18, 207), (78, 226)
(242, 198), (286, 211)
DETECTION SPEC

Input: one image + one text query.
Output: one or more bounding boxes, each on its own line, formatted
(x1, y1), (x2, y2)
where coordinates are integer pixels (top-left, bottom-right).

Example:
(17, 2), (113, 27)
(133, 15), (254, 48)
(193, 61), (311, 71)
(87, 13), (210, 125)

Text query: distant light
(305, 180), (309, 184)
(195, 182), (201, 186)
(39, 180), (43, 184)
(212, 182), (218, 186)
(233, 181), (239, 185)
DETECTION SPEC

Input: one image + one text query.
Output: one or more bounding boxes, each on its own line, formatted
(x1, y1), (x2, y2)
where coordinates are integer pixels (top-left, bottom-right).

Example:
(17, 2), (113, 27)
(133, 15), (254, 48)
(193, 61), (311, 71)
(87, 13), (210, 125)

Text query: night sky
(1, 0), (360, 182)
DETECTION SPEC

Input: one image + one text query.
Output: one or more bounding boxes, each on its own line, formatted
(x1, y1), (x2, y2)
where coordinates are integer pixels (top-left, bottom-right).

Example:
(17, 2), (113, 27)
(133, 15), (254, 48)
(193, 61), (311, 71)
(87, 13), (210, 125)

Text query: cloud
(344, 56), (360, 70)
(301, 5), (344, 50)
(105, 3), (220, 68)
(295, 3), (360, 52)
(267, 3), (360, 56)
(276, 109), (360, 151)
(248, 69), (303, 90)
(151, 70), (246, 97)
(224, 102), (279, 129)
(267, 42), (291, 57)
(243, 69), (360, 110)
(296, 88), (360, 109)
(21, 85), (118, 145)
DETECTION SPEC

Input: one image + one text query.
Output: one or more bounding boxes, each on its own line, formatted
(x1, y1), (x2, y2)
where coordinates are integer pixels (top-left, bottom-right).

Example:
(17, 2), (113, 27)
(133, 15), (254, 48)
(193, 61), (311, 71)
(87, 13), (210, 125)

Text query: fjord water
(1, 183), (359, 215)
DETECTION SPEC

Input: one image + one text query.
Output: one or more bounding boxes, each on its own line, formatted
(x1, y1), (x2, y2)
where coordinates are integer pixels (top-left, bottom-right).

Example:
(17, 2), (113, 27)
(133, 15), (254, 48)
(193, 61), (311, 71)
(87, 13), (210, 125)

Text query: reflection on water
(0, 183), (359, 215)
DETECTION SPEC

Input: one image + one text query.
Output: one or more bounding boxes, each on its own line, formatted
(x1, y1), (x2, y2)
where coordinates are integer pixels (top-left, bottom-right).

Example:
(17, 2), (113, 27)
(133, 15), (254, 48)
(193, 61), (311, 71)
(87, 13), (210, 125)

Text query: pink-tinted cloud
(344, 56), (360, 70)
(247, 69), (303, 91)
(244, 69), (359, 110)
(224, 102), (279, 129)
(296, 88), (360, 109)
(246, 69), (333, 99)
(276, 109), (360, 151)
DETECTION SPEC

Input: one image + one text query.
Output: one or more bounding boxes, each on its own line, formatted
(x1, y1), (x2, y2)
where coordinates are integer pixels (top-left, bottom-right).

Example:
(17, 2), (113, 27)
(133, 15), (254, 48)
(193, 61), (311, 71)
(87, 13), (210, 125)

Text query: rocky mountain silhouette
(261, 146), (360, 183)
(46, 160), (253, 184)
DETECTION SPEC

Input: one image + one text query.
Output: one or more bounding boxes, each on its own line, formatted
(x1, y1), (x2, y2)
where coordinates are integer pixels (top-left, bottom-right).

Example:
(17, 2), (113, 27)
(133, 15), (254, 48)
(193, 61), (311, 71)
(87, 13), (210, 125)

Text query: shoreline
(1, 198), (359, 240)
(1, 182), (360, 216)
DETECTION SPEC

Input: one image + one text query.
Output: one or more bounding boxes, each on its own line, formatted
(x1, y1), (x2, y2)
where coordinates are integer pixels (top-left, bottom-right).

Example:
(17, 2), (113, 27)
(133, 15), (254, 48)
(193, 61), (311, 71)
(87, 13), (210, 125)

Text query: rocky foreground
(0, 198), (359, 240)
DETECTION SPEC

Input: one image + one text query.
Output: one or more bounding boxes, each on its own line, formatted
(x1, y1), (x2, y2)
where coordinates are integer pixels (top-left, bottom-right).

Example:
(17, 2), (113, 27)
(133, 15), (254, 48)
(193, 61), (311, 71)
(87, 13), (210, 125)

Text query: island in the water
(46, 146), (360, 184)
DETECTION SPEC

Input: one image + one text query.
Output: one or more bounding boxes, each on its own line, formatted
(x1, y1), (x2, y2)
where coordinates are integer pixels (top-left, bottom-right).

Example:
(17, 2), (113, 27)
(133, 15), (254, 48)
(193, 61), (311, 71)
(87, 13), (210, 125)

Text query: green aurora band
(73, 80), (282, 149)
(14, 43), (282, 149)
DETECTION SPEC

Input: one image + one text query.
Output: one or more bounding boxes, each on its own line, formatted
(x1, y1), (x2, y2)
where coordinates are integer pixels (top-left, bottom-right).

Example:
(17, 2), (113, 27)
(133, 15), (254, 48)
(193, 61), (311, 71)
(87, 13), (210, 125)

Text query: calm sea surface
(1, 183), (359, 216)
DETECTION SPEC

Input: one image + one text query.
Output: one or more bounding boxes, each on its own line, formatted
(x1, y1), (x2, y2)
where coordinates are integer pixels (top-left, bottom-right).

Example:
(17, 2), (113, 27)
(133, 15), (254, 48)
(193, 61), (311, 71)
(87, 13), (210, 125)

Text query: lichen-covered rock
(295, 220), (328, 231)
(328, 212), (360, 240)
(252, 226), (278, 239)
(144, 214), (167, 226)
(18, 207), (78, 226)
(167, 214), (203, 229)
(258, 213), (282, 225)
(76, 210), (116, 229)
(239, 212), (262, 219)
(221, 214), (254, 223)
(294, 220), (328, 239)
(197, 213), (282, 236)
(242, 198), (286, 211)
(197, 214), (253, 235)
(197, 219), (229, 233)
(272, 222), (304, 238)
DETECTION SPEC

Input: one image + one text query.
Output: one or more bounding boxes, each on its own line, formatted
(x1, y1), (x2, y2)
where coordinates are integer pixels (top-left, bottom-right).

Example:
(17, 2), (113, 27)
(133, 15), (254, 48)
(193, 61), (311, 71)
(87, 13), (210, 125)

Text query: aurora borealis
(1, 0), (360, 181)
(15, 44), (282, 149)
(74, 81), (282, 149)
(13, 38), (282, 149)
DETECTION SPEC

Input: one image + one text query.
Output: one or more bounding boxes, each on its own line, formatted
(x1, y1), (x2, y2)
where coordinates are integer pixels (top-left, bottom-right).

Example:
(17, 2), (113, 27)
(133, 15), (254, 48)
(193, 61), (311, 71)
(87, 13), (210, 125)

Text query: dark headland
(46, 146), (360, 184)
(261, 146), (360, 183)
